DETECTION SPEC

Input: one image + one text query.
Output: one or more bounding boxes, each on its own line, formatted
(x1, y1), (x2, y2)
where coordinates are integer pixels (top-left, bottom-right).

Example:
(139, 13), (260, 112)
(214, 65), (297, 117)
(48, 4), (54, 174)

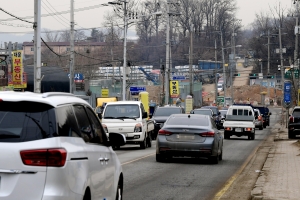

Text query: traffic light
(234, 73), (240, 76)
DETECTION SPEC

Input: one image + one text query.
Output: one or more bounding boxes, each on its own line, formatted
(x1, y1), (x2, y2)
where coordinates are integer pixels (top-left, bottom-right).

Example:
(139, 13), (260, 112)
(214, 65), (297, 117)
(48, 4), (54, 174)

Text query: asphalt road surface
(115, 108), (280, 200)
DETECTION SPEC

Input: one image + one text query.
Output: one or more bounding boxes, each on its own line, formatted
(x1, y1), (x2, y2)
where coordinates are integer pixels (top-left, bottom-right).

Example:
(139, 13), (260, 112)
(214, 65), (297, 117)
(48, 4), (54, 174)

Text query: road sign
(284, 81), (291, 104)
(172, 75), (186, 80)
(217, 96), (225, 103)
(130, 86), (146, 95)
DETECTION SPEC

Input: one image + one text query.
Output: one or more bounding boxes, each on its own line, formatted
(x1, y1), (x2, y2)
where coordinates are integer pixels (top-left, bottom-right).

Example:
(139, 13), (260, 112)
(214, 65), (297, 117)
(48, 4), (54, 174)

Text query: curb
(250, 123), (283, 200)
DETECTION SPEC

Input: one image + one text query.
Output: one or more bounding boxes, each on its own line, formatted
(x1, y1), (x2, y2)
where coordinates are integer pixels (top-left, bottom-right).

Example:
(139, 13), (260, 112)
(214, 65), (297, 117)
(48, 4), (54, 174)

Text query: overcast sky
(0, 0), (296, 44)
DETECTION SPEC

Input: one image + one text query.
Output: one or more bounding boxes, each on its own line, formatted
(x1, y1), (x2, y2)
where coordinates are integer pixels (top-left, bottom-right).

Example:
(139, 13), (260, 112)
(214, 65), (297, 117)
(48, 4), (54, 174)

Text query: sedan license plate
(177, 134), (195, 140)
(235, 128), (242, 132)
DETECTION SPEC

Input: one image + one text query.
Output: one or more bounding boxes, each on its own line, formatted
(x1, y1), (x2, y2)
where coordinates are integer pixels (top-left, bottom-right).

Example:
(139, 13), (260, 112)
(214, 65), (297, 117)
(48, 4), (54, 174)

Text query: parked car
(151, 105), (185, 139)
(253, 106), (272, 127)
(156, 114), (223, 164)
(0, 91), (126, 200)
(288, 106), (300, 139)
(201, 106), (222, 129)
(254, 109), (264, 130)
(219, 109), (228, 129)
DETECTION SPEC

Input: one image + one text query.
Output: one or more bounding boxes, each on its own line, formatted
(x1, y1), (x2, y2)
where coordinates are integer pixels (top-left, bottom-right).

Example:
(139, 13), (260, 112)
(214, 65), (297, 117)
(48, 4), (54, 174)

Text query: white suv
(0, 91), (126, 200)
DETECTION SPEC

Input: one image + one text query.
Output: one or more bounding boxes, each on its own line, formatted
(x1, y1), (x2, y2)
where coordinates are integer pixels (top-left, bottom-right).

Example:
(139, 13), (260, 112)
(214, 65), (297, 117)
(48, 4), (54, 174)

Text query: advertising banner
(12, 50), (23, 85)
(170, 80), (179, 98)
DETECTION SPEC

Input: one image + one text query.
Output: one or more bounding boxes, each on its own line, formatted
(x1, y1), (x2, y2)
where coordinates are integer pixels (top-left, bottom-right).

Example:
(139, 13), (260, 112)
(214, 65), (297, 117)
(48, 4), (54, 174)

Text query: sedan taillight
(158, 129), (173, 135)
(20, 148), (67, 167)
(290, 116), (294, 123)
(199, 131), (215, 137)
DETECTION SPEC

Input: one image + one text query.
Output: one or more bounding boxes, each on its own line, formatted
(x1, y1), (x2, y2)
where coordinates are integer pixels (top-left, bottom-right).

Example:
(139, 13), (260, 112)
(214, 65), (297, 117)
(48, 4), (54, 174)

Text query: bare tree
(60, 29), (86, 42)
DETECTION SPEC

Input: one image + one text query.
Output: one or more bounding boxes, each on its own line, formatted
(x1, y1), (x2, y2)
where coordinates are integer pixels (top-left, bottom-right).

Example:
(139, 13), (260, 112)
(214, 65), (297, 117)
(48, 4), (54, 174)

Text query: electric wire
(0, 7), (34, 24)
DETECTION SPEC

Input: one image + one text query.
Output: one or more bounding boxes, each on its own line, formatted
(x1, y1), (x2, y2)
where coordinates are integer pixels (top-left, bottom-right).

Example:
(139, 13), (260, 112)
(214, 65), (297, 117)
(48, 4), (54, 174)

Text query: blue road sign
(172, 75), (186, 80)
(130, 86), (146, 95)
(284, 81), (291, 103)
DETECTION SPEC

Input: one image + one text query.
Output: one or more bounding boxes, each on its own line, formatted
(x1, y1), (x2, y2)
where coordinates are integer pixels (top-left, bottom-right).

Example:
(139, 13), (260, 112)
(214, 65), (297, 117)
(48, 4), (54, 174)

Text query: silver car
(156, 114), (223, 164)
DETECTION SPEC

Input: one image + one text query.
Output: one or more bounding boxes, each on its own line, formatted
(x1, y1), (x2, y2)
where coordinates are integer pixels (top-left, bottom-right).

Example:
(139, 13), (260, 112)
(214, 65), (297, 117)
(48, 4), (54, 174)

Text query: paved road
(114, 112), (278, 200)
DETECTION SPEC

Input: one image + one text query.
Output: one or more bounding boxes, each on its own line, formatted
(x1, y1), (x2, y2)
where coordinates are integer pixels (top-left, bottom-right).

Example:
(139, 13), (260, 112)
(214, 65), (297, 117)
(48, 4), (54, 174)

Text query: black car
(151, 106), (185, 139)
(288, 106), (300, 139)
(253, 106), (272, 128)
(201, 106), (222, 129)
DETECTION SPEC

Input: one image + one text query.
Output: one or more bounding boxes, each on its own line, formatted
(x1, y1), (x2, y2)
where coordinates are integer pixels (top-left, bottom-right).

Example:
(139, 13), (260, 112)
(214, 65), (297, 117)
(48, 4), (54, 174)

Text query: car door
(73, 105), (107, 199)
(84, 107), (115, 199)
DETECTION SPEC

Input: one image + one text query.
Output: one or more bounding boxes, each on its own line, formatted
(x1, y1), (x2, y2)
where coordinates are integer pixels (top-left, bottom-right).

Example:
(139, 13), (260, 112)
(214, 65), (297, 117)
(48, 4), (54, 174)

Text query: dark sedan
(156, 114), (223, 164)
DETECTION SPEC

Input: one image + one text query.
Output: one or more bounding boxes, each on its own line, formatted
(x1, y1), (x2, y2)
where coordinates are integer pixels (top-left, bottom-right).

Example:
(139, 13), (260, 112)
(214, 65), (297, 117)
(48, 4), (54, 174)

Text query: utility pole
(165, 0), (170, 105)
(214, 39), (218, 104)
(189, 24), (193, 97)
(295, 17), (299, 93)
(231, 30), (236, 101)
(69, 0), (75, 93)
(221, 29), (226, 97)
(34, 0), (41, 93)
(122, 0), (128, 101)
(279, 25), (284, 94)
(267, 30), (271, 96)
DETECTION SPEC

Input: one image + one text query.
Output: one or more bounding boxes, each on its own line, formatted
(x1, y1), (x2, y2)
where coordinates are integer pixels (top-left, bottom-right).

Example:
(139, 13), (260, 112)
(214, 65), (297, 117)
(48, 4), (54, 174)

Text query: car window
(153, 108), (181, 116)
(0, 101), (56, 143)
(104, 104), (140, 118)
(56, 105), (81, 137)
(166, 116), (209, 126)
(293, 109), (300, 117)
(85, 107), (107, 144)
(193, 110), (212, 116)
(73, 105), (98, 143)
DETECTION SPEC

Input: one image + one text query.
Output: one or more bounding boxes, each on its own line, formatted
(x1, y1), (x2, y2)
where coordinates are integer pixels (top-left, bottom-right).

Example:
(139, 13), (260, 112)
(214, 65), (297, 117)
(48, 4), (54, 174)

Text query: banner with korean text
(12, 50), (23, 85)
(170, 80), (179, 98)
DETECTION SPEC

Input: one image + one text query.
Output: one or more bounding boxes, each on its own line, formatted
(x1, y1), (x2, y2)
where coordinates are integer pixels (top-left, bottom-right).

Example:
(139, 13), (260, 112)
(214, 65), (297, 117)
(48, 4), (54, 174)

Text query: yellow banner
(101, 89), (109, 97)
(170, 80), (179, 98)
(12, 50), (23, 84)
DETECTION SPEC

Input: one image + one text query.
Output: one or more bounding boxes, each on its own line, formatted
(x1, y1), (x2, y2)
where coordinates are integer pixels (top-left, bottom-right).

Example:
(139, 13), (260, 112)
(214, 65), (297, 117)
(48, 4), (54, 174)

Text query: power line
(0, 7), (34, 24)
(41, 37), (70, 57)
(0, 4), (110, 22)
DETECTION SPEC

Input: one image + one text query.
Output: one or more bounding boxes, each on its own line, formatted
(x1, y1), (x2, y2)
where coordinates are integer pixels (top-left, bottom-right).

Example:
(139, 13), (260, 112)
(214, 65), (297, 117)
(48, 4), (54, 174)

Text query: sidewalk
(251, 122), (300, 200)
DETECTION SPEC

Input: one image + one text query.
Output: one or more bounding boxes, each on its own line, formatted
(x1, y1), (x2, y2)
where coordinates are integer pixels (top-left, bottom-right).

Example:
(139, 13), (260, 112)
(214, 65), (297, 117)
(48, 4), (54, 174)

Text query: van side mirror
(142, 112), (148, 118)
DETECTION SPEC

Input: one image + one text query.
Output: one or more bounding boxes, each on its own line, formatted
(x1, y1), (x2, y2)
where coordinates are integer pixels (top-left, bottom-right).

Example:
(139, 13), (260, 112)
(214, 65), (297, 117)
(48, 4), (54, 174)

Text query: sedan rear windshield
(193, 110), (212, 116)
(0, 101), (56, 143)
(166, 117), (209, 126)
(154, 108), (181, 116)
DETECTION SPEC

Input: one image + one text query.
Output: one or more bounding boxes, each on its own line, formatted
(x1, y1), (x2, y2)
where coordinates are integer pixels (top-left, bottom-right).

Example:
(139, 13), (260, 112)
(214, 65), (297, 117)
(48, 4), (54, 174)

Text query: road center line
(122, 153), (155, 165)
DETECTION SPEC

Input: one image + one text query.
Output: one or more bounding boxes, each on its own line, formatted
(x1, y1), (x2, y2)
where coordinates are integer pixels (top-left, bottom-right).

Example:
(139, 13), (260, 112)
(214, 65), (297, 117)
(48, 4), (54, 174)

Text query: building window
(30, 47), (34, 51)
(67, 47), (70, 51)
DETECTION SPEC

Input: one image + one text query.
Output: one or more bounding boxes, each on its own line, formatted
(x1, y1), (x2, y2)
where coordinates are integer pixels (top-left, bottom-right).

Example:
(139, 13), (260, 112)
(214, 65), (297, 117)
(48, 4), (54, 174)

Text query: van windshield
(104, 104), (140, 118)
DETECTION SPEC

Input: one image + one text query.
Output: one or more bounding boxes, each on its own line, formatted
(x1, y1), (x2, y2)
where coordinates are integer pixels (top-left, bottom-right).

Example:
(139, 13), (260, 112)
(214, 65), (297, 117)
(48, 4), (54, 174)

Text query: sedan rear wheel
(209, 155), (219, 164)
(224, 131), (230, 139)
(259, 124), (263, 130)
(218, 147), (223, 161)
(156, 154), (165, 162)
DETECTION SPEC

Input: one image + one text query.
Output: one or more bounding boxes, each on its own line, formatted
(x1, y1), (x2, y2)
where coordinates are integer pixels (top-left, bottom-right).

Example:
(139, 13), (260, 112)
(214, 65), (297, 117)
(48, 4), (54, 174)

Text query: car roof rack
(42, 92), (75, 98)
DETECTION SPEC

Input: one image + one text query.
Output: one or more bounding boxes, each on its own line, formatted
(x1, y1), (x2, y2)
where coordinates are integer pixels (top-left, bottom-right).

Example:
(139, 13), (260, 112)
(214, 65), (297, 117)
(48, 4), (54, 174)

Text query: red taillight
(199, 131), (215, 137)
(20, 148), (67, 167)
(290, 116), (294, 123)
(158, 129), (173, 135)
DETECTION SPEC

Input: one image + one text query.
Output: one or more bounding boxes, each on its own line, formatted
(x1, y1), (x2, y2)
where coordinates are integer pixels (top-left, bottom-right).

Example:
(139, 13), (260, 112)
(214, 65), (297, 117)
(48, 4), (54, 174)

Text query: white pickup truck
(223, 105), (256, 140)
(100, 101), (154, 149)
